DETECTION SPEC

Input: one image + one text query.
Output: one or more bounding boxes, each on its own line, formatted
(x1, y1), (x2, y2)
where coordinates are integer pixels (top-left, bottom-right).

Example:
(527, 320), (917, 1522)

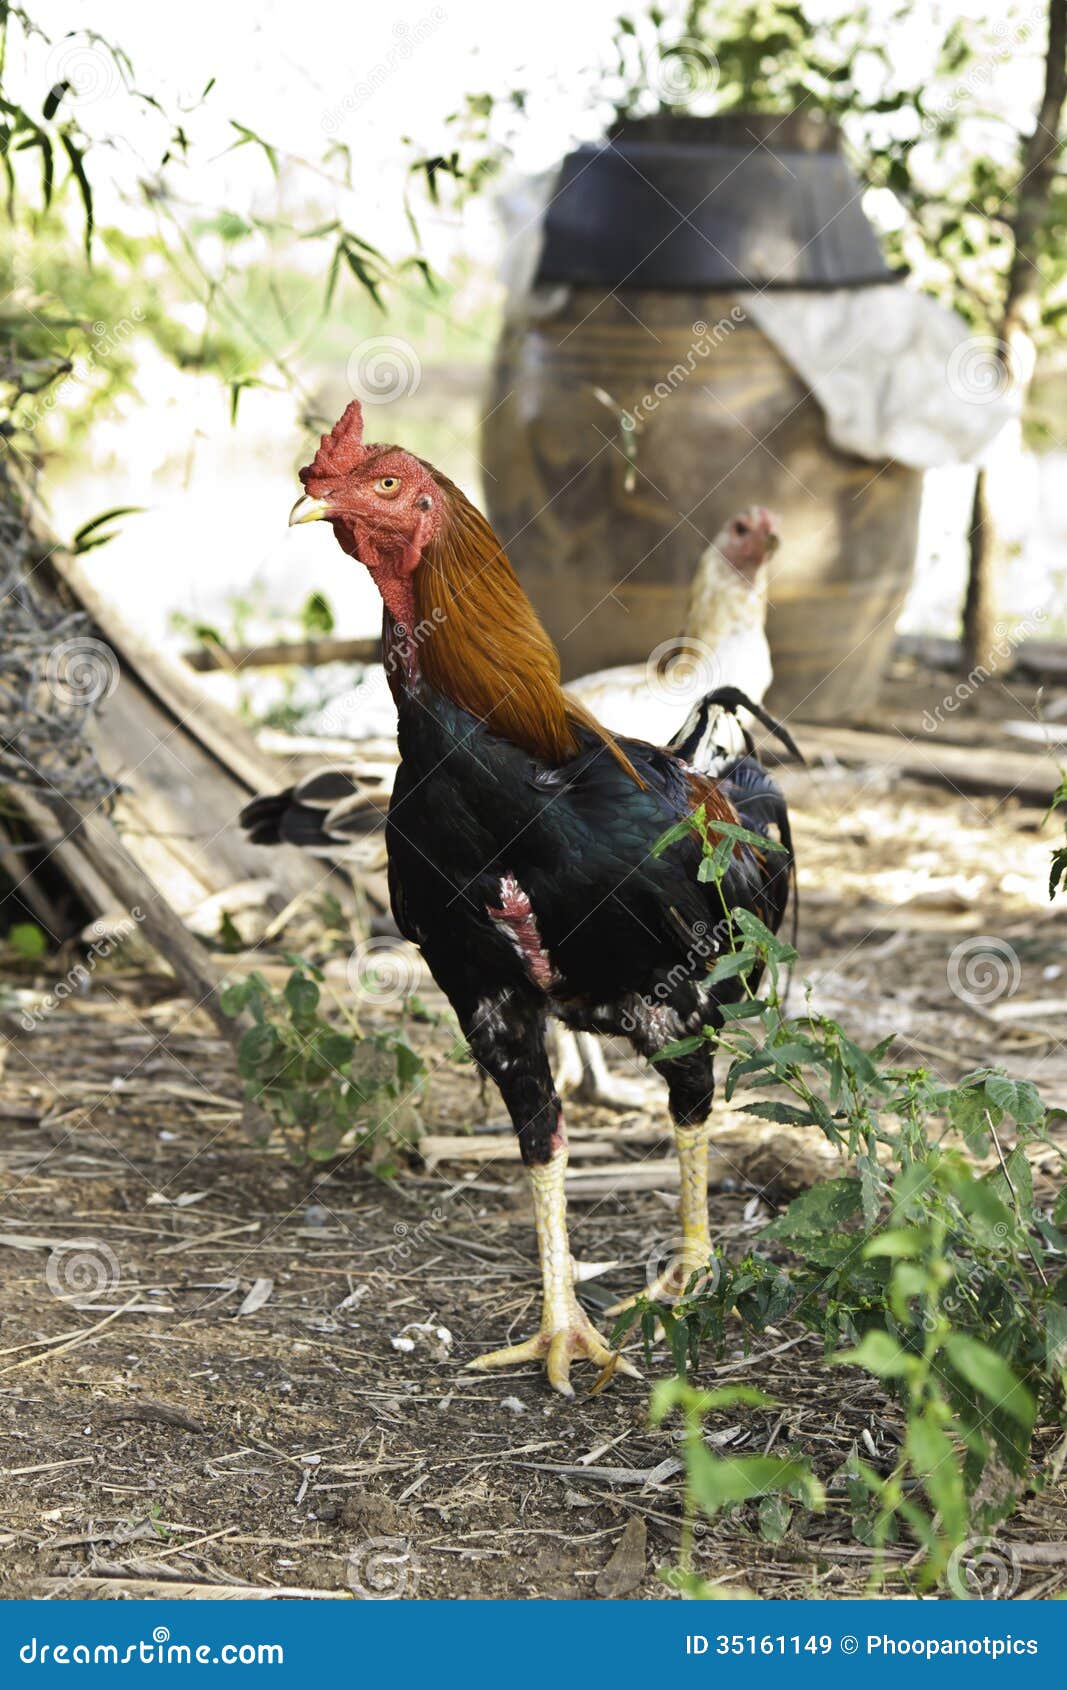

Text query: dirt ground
(2, 724), (1067, 1600)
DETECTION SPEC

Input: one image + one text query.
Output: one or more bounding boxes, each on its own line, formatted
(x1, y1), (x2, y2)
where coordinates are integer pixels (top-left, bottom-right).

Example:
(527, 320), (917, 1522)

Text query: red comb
(300, 401), (367, 488)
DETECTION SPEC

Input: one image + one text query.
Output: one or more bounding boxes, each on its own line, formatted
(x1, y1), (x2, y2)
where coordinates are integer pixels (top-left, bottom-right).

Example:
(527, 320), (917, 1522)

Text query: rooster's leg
(461, 987), (639, 1396)
(607, 1039), (716, 1315)
(468, 1142), (640, 1397)
(606, 1122), (712, 1314)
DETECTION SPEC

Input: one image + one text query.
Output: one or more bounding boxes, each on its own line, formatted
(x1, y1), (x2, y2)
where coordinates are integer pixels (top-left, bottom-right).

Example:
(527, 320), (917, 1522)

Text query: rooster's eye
(375, 476), (401, 497)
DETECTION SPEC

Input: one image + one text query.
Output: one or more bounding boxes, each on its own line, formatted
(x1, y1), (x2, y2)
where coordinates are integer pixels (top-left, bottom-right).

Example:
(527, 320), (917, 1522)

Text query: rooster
(554, 506), (780, 1108)
(241, 402), (794, 1397)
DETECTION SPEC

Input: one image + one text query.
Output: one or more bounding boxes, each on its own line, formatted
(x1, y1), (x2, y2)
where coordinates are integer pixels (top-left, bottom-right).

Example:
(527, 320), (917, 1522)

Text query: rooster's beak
(289, 494), (331, 527)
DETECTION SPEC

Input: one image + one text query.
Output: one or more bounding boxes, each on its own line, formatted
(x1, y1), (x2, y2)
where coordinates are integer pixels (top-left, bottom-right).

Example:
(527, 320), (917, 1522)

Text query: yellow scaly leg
(466, 1146), (641, 1398)
(607, 1121), (712, 1315)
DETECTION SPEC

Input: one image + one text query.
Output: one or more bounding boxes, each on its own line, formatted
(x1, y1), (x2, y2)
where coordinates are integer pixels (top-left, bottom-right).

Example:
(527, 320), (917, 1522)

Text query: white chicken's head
(715, 506), (780, 578)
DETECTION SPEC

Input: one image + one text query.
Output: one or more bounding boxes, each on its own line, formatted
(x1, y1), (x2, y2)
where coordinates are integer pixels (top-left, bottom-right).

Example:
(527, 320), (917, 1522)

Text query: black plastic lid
(535, 113), (897, 292)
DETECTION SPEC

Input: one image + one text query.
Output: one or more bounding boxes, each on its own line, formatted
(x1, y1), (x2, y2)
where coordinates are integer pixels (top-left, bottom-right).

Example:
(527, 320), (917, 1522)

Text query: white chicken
(568, 506), (778, 746)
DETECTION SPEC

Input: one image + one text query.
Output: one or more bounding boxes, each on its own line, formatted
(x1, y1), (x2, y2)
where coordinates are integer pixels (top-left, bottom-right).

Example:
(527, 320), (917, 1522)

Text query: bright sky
(19, 2), (1062, 651)
(29, 0), (1043, 268)
(31, 0), (639, 268)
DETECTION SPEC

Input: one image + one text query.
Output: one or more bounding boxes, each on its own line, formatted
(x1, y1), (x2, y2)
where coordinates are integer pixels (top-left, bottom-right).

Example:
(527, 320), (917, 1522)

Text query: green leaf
(650, 1378), (773, 1423)
(834, 1330), (913, 1378)
(216, 910), (242, 953)
(757, 1493), (792, 1543)
(906, 1409), (968, 1542)
(301, 590), (335, 637)
(651, 811), (701, 857)
(706, 947), (757, 983)
(319, 1032), (356, 1068)
(8, 921), (47, 958)
(43, 82), (68, 122)
(733, 907), (795, 960)
(58, 131), (94, 255)
(219, 980), (251, 1017)
(651, 1034), (707, 1061)
(284, 973), (320, 1019)
(394, 1040), (425, 1086)
(228, 120), (279, 176)
(239, 1023), (280, 1067)
(948, 1086), (992, 1156)
(987, 1144), (1034, 1224)
(687, 1449), (814, 1514)
(944, 1334), (1035, 1432)
(864, 1228), (925, 1259)
(737, 1101), (819, 1126)
(704, 819), (788, 854)
(71, 507), (143, 552)
(762, 1178), (862, 1242)
(984, 1074), (1044, 1126)
(717, 998), (769, 1021)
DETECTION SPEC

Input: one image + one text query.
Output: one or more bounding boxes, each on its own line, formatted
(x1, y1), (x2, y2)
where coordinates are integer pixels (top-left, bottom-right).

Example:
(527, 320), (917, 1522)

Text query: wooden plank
(39, 794), (229, 1037)
(183, 634), (381, 673)
(420, 1133), (659, 1170)
(48, 549), (281, 793)
(896, 631), (1067, 683)
(23, 540), (363, 925)
(793, 721), (1060, 802)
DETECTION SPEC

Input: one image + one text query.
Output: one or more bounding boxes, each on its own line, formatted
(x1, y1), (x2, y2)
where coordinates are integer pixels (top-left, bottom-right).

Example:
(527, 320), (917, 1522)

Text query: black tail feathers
(239, 767), (387, 853)
(669, 684), (803, 767)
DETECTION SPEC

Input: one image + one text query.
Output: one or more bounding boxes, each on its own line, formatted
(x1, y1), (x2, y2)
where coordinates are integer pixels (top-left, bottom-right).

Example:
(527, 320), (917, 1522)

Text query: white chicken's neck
(682, 550), (767, 643)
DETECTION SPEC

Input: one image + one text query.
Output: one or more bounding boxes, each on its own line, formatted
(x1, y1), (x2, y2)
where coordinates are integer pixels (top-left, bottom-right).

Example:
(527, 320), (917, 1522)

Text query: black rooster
(241, 402), (795, 1397)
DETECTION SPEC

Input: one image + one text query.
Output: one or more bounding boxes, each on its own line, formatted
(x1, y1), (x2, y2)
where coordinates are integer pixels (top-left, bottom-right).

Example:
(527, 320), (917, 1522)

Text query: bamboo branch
(182, 634), (381, 673)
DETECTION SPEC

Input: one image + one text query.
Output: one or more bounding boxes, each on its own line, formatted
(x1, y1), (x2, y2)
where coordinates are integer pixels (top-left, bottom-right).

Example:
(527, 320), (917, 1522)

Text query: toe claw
(465, 1336), (541, 1372)
(546, 1332), (574, 1395)
(465, 1307), (638, 1397)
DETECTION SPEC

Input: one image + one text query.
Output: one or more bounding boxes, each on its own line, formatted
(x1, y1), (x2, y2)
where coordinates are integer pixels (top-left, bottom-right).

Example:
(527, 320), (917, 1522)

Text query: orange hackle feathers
(414, 472), (646, 786)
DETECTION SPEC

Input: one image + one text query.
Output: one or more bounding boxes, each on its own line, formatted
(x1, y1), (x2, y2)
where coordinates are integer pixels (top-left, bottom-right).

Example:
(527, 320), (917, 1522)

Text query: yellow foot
(466, 1306), (641, 1399)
